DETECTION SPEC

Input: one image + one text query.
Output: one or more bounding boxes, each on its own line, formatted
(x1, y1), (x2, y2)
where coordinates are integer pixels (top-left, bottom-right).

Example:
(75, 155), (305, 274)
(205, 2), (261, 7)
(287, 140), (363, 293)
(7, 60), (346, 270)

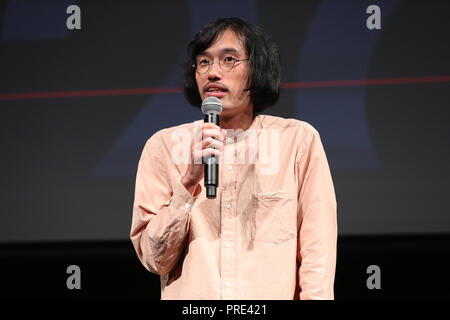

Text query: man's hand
(181, 122), (227, 195)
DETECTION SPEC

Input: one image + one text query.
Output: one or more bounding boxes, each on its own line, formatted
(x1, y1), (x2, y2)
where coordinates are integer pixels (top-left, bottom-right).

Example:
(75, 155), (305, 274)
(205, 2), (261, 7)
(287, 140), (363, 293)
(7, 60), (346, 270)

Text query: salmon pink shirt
(130, 114), (337, 299)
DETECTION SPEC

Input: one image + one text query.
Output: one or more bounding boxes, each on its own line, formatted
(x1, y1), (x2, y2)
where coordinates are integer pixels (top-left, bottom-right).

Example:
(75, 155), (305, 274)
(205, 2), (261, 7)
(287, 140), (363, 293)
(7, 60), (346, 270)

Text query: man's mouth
(204, 84), (228, 97)
(206, 88), (226, 92)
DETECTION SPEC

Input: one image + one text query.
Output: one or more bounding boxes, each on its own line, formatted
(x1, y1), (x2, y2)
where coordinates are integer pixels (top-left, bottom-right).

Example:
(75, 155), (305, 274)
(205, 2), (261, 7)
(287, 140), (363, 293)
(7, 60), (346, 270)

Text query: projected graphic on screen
(1, 0), (449, 241)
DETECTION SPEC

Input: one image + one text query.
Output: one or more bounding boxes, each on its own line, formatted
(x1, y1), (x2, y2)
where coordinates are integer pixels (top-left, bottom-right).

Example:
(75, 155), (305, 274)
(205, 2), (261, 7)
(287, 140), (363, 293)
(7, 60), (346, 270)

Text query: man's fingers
(203, 128), (225, 142)
(202, 122), (220, 130)
(202, 148), (222, 161)
(202, 137), (223, 150)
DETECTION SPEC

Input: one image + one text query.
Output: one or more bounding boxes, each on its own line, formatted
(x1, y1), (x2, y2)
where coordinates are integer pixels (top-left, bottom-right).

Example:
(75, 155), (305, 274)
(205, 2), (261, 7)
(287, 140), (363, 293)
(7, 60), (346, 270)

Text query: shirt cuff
(170, 178), (202, 212)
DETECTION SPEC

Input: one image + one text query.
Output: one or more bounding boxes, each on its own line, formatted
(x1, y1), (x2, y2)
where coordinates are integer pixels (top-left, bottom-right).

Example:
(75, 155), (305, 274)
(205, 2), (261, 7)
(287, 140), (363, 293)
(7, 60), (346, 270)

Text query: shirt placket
(220, 139), (238, 300)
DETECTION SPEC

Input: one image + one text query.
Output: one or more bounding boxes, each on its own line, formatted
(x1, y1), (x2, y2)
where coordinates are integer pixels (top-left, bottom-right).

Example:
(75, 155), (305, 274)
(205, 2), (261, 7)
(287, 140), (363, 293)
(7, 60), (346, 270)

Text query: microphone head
(201, 97), (223, 115)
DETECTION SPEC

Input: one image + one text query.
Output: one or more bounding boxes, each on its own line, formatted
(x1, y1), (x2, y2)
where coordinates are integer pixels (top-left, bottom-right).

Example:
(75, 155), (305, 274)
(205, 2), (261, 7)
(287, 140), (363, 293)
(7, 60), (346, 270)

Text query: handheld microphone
(201, 97), (223, 199)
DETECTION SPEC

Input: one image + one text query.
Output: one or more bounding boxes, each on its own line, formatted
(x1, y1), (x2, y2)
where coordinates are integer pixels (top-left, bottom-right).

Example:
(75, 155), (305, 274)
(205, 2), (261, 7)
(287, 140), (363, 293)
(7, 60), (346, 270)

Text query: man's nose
(207, 61), (221, 80)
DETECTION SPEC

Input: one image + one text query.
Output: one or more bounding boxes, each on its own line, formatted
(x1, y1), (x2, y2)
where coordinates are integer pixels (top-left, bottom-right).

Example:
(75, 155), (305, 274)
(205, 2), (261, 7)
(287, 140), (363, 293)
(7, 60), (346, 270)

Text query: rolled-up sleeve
(130, 132), (201, 276)
(296, 131), (337, 300)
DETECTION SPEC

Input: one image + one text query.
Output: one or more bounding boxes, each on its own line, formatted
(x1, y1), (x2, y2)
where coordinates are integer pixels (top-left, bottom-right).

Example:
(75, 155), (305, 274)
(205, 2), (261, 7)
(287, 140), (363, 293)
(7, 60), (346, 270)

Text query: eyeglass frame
(192, 55), (249, 74)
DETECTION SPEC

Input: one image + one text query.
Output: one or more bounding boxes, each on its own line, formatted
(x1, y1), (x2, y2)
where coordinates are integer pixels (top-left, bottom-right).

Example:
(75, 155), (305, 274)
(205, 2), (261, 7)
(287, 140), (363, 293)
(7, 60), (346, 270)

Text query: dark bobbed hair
(183, 17), (281, 113)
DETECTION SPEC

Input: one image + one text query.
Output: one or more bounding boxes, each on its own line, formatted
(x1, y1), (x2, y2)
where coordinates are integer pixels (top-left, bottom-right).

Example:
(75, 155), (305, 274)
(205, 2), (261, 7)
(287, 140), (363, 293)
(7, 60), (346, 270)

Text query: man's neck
(219, 107), (255, 131)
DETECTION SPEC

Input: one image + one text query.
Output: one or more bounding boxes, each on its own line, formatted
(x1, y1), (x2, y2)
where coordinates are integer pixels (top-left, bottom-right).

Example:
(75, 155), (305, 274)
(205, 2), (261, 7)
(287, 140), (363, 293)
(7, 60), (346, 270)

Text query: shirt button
(226, 242), (232, 248)
(225, 281), (231, 287)
(185, 203), (190, 209)
(228, 165), (233, 170)
(226, 203), (231, 209)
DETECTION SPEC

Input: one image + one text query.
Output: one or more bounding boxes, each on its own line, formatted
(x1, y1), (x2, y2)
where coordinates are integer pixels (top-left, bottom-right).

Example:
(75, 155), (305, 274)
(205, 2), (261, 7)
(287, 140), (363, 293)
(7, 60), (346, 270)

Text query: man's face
(195, 29), (252, 116)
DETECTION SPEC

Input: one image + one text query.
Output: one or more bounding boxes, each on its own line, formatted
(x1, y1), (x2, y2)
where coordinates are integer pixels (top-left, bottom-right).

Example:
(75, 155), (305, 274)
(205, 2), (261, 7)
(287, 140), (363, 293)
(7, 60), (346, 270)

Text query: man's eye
(223, 56), (236, 63)
(198, 59), (209, 65)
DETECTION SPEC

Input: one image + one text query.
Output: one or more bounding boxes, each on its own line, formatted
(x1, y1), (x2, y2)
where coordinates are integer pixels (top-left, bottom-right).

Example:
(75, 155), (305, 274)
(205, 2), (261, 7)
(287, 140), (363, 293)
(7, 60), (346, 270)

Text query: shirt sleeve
(296, 130), (338, 300)
(130, 132), (201, 276)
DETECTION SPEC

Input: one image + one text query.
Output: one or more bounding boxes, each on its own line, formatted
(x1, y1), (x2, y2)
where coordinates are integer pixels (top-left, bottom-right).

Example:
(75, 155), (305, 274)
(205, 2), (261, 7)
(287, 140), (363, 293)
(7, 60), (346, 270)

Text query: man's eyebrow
(198, 48), (240, 56)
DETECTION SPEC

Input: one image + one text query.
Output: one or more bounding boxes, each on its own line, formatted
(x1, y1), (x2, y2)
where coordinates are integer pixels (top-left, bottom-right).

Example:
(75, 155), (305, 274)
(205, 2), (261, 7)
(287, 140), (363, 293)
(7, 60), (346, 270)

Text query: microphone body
(201, 97), (223, 199)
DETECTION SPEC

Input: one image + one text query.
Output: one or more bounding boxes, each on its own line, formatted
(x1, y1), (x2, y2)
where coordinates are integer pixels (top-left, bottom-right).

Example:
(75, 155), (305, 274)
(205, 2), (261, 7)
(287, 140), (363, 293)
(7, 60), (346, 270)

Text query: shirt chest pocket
(252, 189), (298, 244)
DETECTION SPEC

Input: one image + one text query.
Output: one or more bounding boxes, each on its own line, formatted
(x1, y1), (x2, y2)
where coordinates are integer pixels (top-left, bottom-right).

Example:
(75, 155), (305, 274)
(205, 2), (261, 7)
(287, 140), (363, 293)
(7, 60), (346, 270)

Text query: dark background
(1, 0), (449, 299)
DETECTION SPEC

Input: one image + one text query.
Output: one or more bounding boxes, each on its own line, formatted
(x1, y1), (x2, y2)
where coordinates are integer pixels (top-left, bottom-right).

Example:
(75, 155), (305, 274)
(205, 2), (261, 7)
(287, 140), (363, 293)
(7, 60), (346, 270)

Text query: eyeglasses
(193, 55), (248, 74)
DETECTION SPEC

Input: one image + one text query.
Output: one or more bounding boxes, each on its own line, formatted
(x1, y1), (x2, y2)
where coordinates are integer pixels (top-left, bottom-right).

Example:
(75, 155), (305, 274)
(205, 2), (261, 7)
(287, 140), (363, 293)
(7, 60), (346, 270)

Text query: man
(130, 17), (337, 300)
